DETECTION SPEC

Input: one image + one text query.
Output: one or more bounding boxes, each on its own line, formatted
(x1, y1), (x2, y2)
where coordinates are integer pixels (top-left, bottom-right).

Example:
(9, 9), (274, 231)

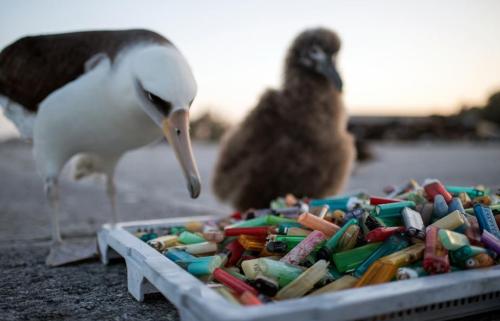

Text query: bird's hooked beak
(307, 47), (343, 92)
(317, 57), (343, 92)
(162, 110), (201, 198)
(321, 62), (343, 92)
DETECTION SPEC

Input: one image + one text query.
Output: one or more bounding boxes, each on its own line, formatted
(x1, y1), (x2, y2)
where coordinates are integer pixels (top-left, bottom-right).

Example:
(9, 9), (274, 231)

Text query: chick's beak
(321, 62), (343, 92)
(162, 109), (201, 198)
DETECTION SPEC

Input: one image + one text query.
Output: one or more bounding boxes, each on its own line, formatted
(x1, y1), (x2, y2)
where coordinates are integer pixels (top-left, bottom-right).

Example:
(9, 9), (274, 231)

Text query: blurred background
(2, 0), (500, 139)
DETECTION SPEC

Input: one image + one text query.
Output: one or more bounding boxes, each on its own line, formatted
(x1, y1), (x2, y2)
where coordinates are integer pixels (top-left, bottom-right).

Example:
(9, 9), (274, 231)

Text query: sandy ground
(1, 139), (500, 321)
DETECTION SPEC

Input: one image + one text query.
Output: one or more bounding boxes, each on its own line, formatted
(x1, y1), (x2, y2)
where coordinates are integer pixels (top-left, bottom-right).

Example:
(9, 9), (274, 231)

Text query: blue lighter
(473, 203), (500, 239)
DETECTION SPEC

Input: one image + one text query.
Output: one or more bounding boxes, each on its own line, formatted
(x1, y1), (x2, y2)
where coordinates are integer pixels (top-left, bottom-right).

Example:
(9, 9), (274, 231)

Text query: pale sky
(1, 0), (500, 130)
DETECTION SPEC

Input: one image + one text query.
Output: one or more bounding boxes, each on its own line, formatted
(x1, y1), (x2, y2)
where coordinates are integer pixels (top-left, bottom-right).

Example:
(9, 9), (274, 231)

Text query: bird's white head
(129, 44), (201, 198)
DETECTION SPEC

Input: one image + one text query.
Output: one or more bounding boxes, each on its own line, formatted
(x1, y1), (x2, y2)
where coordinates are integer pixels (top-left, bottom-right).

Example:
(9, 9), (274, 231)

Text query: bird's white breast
(34, 54), (162, 177)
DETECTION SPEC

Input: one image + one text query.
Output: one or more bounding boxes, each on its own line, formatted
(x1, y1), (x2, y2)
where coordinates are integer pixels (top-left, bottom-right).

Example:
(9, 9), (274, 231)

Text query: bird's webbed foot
(45, 239), (98, 267)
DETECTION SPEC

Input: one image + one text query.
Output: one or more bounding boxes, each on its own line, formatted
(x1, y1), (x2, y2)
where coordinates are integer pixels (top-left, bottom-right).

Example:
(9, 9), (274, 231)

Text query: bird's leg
(106, 173), (119, 226)
(44, 176), (97, 267)
(45, 177), (62, 245)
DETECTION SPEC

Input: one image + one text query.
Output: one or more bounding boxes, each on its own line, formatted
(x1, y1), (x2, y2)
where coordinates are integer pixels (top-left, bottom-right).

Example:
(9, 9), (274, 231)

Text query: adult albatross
(0, 29), (201, 266)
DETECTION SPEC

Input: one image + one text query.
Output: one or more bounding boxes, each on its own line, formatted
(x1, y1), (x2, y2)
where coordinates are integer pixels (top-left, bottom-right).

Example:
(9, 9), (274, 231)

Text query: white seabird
(0, 29), (201, 266)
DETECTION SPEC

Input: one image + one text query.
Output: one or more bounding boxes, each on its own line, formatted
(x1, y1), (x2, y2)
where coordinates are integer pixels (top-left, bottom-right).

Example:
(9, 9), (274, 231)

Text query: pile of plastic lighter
(135, 179), (500, 305)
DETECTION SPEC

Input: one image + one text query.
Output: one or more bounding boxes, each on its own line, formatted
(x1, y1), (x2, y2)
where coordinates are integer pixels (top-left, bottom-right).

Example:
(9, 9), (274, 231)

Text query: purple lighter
(481, 230), (500, 255)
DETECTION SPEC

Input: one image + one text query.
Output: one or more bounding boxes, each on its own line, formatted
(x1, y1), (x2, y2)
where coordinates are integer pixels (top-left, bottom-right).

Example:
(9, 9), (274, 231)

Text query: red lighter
(213, 268), (259, 296)
(223, 239), (245, 267)
(423, 226), (450, 274)
(224, 226), (272, 237)
(424, 181), (452, 203)
(369, 196), (403, 206)
(365, 227), (406, 243)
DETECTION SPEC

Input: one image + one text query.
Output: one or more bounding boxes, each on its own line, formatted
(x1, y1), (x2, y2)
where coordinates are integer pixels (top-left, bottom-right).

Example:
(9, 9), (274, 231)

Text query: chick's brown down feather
(213, 28), (356, 210)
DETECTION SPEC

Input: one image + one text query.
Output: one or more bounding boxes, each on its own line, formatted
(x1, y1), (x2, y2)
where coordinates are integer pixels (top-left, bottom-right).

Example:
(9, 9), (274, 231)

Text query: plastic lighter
(298, 213), (340, 237)
(445, 185), (485, 199)
(332, 242), (382, 274)
(466, 253), (495, 269)
(397, 265), (428, 280)
(239, 291), (262, 305)
(175, 255), (214, 269)
(401, 207), (425, 239)
(241, 258), (262, 280)
(387, 179), (420, 199)
(225, 268), (248, 281)
(147, 235), (178, 251)
(361, 213), (385, 234)
(280, 230), (327, 265)
(275, 260), (329, 300)
(271, 235), (306, 244)
(178, 231), (206, 244)
(277, 222), (303, 234)
(202, 230), (225, 243)
(448, 197), (466, 214)
(344, 208), (366, 222)
(238, 235), (267, 251)
(223, 239), (244, 267)
(214, 286), (241, 305)
(170, 242), (218, 255)
(438, 229), (470, 250)
(374, 201), (416, 218)
(246, 206), (304, 219)
(430, 210), (466, 230)
(316, 219), (358, 260)
(227, 215), (296, 229)
(285, 227), (311, 236)
(423, 226), (450, 274)
(185, 221), (204, 232)
(433, 195), (449, 219)
(252, 274), (279, 297)
(330, 210), (346, 226)
(369, 196), (402, 205)
(213, 268), (258, 296)
(449, 245), (487, 266)
(187, 255), (223, 276)
(418, 203), (434, 226)
(380, 243), (425, 266)
(225, 227), (272, 237)
(256, 258), (305, 287)
(266, 241), (289, 254)
(164, 248), (197, 263)
(309, 275), (358, 296)
(355, 243), (425, 287)
(365, 227), (405, 243)
(138, 231), (158, 242)
(474, 204), (500, 239)
(309, 195), (359, 211)
(481, 230), (500, 255)
(424, 180), (452, 203)
(353, 234), (410, 278)
(355, 260), (397, 287)
(336, 224), (360, 252)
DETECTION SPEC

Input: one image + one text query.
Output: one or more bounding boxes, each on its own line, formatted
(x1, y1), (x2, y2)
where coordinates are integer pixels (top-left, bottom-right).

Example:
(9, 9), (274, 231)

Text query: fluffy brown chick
(212, 27), (356, 211)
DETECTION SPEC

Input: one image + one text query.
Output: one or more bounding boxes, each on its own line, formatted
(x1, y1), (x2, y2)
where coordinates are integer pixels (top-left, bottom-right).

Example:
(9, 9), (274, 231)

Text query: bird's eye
(310, 46), (321, 55)
(309, 45), (325, 61)
(145, 91), (172, 116)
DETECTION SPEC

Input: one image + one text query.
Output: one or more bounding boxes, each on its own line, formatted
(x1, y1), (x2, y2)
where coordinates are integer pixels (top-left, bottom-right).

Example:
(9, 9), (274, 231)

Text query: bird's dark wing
(0, 29), (169, 112)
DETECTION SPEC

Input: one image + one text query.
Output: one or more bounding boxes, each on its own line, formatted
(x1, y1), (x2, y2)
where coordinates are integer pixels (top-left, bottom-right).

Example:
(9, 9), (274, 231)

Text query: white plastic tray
(98, 216), (500, 321)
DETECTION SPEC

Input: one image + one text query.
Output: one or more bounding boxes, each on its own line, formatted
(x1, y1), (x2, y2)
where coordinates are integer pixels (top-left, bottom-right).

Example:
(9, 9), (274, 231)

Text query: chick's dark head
(285, 27), (343, 91)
